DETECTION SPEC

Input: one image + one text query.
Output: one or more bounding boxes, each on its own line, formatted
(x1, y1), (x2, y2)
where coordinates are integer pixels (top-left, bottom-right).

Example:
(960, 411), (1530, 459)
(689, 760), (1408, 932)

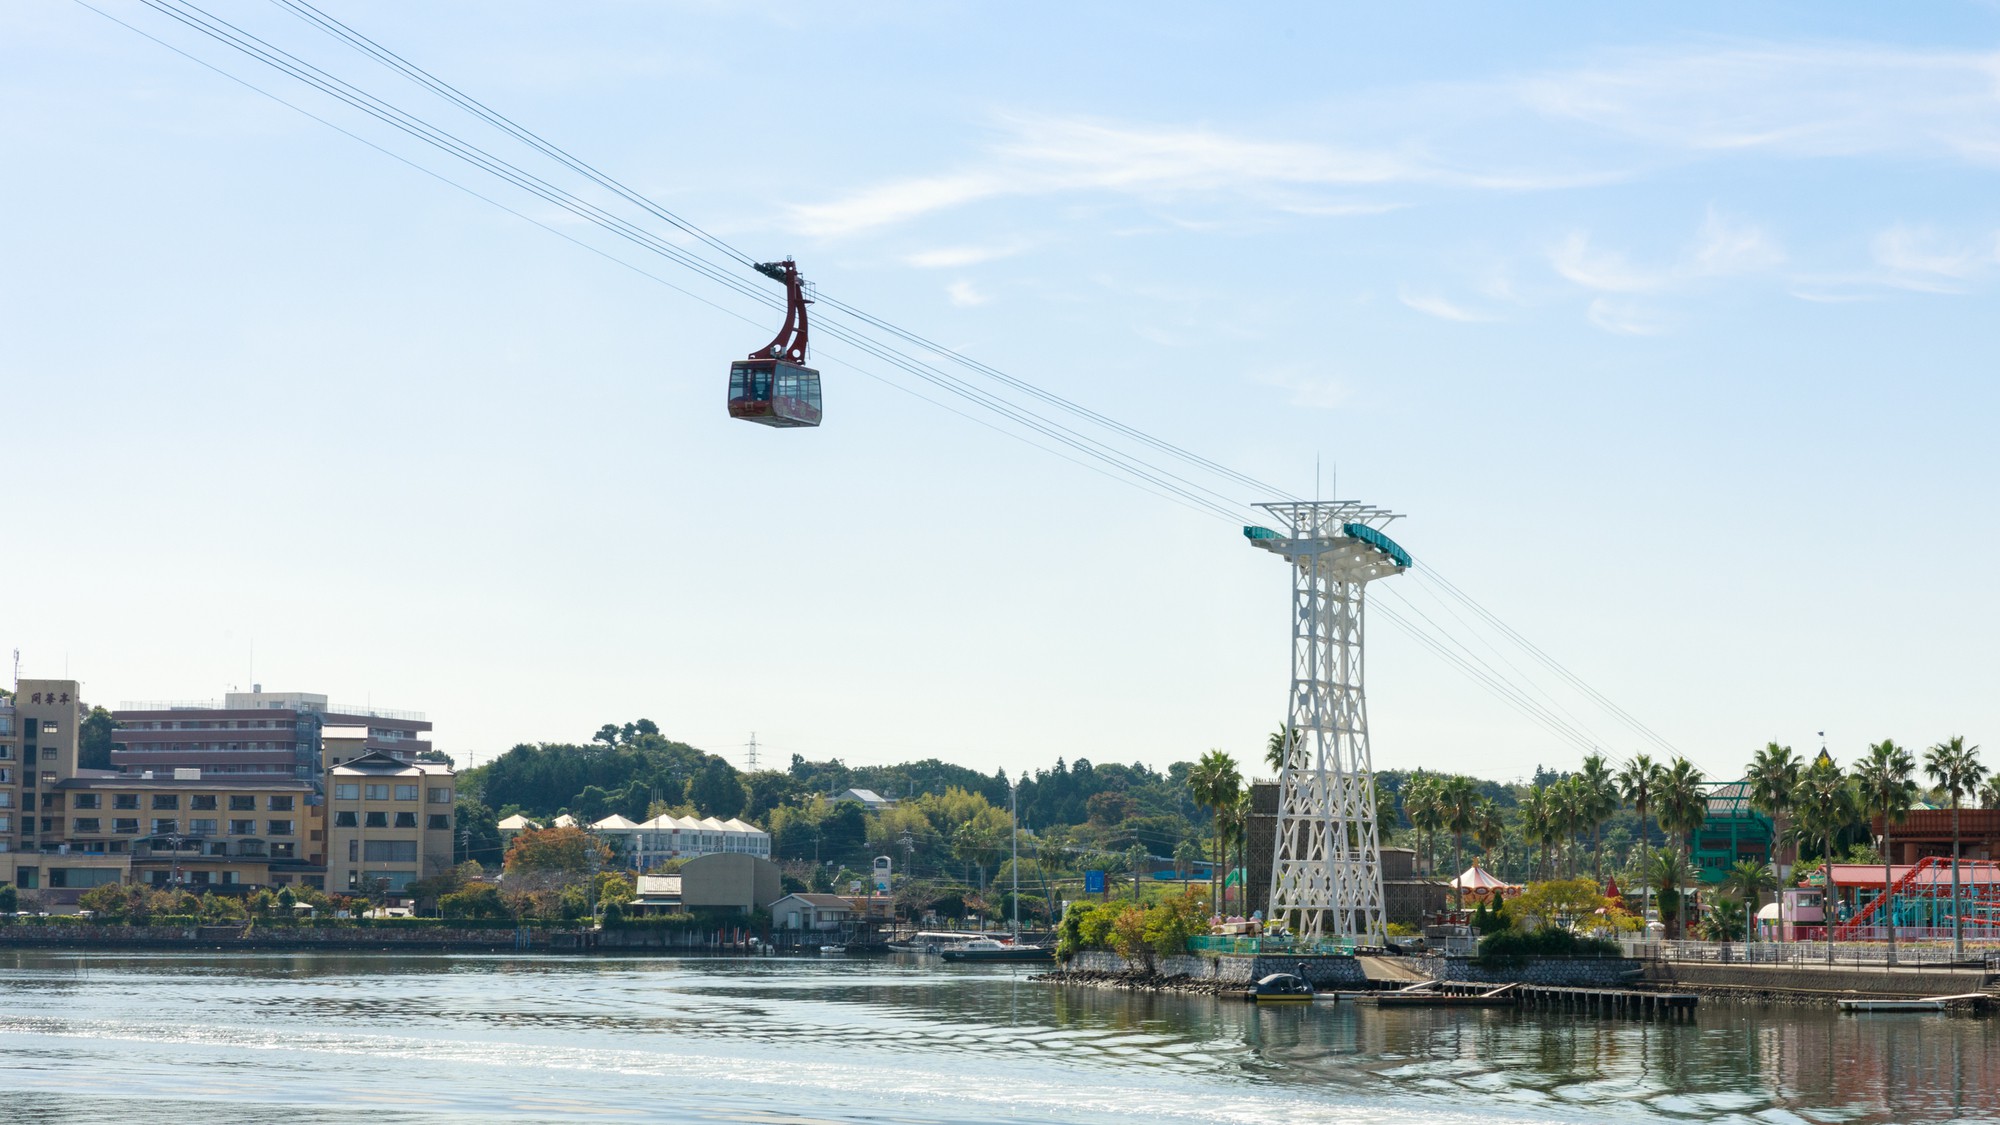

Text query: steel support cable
(1371, 603), (1601, 754)
(81, 3), (1257, 532)
(96, 1), (1651, 755)
(266, 0), (758, 270)
(264, 0), (1296, 502)
(1409, 566), (1682, 757)
(136, 0), (779, 311)
(125, 1), (1265, 520)
(1378, 583), (1616, 753)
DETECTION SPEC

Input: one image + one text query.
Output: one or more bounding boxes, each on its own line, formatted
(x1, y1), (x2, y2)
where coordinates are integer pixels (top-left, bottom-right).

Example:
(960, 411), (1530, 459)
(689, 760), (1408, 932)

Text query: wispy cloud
(790, 114), (1578, 236)
(1251, 367), (1349, 410)
(904, 242), (1027, 269)
(945, 280), (989, 307)
(1870, 223), (1994, 292)
(1550, 209), (1784, 295)
(1587, 298), (1666, 336)
(1398, 288), (1500, 323)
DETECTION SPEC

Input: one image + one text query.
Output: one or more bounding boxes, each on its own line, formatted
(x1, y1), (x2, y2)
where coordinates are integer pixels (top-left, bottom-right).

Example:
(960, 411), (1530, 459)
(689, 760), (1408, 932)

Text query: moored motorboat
(1246, 972), (1315, 1003)
(939, 939), (1055, 963)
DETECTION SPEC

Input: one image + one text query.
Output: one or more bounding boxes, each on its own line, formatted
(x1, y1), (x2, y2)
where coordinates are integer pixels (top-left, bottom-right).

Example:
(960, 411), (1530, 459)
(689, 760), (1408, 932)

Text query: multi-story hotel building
(111, 687), (432, 782)
(324, 751), (455, 894)
(1, 676), (454, 907)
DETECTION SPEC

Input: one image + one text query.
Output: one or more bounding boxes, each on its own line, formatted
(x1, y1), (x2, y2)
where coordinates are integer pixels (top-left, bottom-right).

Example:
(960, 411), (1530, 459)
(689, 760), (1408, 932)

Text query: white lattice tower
(1245, 501), (1410, 947)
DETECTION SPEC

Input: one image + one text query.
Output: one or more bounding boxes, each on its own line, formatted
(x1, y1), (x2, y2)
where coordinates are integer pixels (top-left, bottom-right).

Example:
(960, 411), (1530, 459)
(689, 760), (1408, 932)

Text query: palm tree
(1618, 754), (1660, 850)
(1923, 737), (1984, 960)
(1187, 750), (1242, 915)
(1578, 754), (1619, 879)
(1519, 785), (1553, 880)
(1851, 740), (1917, 961)
(1474, 801), (1507, 877)
(1640, 847), (1695, 940)
(1224, 789), (1254, 911)
(1440, 776), (1480, 910)
(1722, 860), (1778, 943)
(1404, 773), (1444, 876)
(1656, 759), (1709, 863)
(1617, 753), (1661, 922)
(1980, 775), (2000, 811)
(1791, 757), (1855, 959)
(1264, 728), (1298, 776)
(1745, 743), (1801, 879)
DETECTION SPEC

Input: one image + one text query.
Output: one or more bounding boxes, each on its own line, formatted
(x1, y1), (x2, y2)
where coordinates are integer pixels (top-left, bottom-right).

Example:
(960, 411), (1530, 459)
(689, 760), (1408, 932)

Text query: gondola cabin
(728, 358), (822, 428)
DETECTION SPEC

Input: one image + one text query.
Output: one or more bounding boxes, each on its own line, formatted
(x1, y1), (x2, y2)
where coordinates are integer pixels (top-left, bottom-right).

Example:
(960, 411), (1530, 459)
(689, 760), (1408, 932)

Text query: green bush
(1476, 927), (1621, 965)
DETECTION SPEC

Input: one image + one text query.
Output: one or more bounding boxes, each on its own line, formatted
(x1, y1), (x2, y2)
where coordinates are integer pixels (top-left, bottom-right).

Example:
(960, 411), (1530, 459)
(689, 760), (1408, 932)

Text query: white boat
(819, 944), (847, 955)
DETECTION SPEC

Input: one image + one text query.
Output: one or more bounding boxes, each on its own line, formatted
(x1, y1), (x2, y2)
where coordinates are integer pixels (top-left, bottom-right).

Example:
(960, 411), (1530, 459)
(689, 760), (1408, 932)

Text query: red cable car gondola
(728, 259), (822, 428)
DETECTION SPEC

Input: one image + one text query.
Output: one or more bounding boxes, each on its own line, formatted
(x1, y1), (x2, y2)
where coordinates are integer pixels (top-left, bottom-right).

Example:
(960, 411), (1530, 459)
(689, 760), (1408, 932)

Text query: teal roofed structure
(1342, 523), (1412, 569)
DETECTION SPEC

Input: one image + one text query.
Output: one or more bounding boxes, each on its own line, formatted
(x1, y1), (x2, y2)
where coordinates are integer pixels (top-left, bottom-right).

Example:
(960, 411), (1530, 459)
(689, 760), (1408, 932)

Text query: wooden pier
(1355, 980), (1696, 1020)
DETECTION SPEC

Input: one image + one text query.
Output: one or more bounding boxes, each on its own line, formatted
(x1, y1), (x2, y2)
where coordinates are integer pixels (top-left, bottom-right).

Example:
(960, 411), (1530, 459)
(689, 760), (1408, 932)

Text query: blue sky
(4, 2), (1996, 783)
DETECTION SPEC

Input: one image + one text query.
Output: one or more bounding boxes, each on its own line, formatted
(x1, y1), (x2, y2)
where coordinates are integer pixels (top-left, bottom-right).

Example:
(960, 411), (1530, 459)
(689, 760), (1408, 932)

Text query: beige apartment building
(324, 750), (455, 894)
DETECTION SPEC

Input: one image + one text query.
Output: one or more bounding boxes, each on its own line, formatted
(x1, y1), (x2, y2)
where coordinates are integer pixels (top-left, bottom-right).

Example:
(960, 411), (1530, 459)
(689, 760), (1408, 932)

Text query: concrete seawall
(0, 924), (542, 950)
(1060, 951), (1642, 990)
(1642, 960), (1994, 1000)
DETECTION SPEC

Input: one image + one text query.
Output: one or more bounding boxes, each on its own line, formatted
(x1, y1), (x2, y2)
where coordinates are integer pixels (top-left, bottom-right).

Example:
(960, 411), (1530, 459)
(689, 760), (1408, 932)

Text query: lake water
(0, 950), (1992, 1124)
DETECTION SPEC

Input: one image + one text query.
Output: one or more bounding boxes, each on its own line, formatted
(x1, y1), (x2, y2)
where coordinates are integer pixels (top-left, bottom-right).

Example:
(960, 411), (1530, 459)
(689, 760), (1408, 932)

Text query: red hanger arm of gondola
(750, 259), (810, 364)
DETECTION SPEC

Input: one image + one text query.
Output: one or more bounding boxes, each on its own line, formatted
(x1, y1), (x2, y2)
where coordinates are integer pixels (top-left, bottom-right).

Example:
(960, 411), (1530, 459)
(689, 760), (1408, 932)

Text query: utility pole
(1010, 781), (1020, 938)
(1128, 841), (1145, 904)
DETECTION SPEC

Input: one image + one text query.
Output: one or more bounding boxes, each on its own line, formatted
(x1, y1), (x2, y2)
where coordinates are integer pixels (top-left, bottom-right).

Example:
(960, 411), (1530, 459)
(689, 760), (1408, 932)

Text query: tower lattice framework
(1245, 501), (1410, 947)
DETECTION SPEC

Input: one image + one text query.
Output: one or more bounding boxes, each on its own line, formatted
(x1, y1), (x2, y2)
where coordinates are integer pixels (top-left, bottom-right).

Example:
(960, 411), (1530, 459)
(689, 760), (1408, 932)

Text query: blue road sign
(1084, 870), (1106, 894)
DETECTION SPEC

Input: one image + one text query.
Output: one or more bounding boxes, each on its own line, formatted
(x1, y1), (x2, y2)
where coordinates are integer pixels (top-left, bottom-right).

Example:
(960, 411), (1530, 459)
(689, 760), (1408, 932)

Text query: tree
(1187, 750), (1242, 915)
(503, 826), (612, 881)
(1404, 773), (1444, 876)
(439, 884), (511, 920)
(1507, 877), (1613, 933)
(1852, 739), (1916, 961)
(1577, 754), (1619, 879)
(1474, 801), (1507, 876)
(1923, 736), (1985, 960)
(1721, 860), (1777, 943)
(1264, 728), (1297, 776)
(1519, 785), (1555, 880)
(1698, 896), (1747, 942)
(1638, 847), (1695, 939)
(1745, 743), (1801, 878)
(1655, 759), (1709, 863)
(78, 706), (119, 772)
(688, 758), (747, 819)
(455, 799), (503, 868)
(1617, 754), (1661, 919)
(1440, 776), (1480, 909)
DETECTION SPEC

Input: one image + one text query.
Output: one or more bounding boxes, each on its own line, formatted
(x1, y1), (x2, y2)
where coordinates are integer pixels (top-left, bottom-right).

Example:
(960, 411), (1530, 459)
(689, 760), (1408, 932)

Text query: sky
(3, 2), (1997, 785)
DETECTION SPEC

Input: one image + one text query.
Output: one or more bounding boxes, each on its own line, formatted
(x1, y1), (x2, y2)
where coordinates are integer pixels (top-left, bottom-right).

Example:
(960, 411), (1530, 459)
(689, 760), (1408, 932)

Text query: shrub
(439, 885), (512, 921)
(1141, 891), (1209, 958)
(1477, 927), (1621, 965)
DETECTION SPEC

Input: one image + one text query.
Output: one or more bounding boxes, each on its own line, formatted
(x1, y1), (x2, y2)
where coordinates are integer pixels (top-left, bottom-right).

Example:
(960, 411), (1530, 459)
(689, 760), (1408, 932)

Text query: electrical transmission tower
(1244, 501), (1412, 947)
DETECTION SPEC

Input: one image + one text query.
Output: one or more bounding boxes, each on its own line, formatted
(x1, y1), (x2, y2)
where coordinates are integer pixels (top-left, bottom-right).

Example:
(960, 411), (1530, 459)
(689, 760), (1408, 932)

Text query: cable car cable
(91, 0), (1666, 758)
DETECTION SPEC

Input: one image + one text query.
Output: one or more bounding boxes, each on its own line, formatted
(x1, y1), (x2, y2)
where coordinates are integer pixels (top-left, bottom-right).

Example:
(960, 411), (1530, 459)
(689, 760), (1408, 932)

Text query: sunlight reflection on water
(0, 951), (1990, 1124)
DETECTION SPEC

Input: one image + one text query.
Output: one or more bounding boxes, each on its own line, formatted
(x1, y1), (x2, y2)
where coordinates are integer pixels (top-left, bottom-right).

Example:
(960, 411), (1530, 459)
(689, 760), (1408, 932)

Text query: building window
(364, 812), (388, 829)
(269, 796), (294, 812)
(189, 819), (218, 836)
(42, 721), (57, 734)
(0, 817), (11, 833)
(114, 794), (140, 810)
(229, 819), (255, 835)
(267, 820), (293, 836)
(152, 795), (179, 810)
(426, 814), (450, 831)
(0, 793), (10, 809)
(190, 795), (217, 811)
(394, 812), (418, 828)
(364, 784), (390, 801)
(428, 787), (451, 804)
(363, 840), (417, 863)
(150, 819), (177, 835)
(113, 818), (139, 834)
(73, 818), (100, 833)
(229, 796), (255, 811)
(40, 748), (54, 760)
(71, 793), (97, 809)
(334, 811), (358, 828)
(394, 784), (419, 801)
(348, 839), (358, 861)
(333, 783), (359, 800)
(271, 842), (294, 859)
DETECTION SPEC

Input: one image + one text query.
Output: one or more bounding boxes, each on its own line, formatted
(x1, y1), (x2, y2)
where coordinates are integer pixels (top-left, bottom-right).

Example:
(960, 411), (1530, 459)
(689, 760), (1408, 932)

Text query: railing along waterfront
(1186, 935), (1355, 956)
(1621, 938), (2000, 968)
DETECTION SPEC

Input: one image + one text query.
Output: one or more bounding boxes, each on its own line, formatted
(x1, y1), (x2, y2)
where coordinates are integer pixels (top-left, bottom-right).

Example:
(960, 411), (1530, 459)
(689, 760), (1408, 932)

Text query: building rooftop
(57, 774), (313, 790)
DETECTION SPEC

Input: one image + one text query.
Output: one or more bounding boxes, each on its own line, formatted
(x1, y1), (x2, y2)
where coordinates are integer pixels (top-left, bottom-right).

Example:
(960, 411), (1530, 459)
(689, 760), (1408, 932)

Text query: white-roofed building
(589, 812), (772, 870)
(833, 788), (894, 811)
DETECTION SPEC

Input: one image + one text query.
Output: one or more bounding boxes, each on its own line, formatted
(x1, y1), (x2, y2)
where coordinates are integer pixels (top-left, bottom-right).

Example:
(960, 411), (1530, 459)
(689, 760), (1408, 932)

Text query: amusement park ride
(727, 259), (822, 428)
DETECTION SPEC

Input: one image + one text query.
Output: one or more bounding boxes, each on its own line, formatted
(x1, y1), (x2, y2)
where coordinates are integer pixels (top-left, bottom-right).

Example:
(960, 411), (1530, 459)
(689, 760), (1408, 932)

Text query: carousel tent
(1450, 864), (1518, 899)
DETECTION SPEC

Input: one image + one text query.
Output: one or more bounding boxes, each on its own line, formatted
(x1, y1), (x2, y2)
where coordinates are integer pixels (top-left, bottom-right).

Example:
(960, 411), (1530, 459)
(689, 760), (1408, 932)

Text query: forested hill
(458, 720), (1198, 836)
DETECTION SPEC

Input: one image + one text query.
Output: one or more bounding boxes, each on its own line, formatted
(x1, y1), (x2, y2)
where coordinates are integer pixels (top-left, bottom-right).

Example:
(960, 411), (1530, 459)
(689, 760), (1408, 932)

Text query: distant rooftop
(118, 696), (425, 721)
